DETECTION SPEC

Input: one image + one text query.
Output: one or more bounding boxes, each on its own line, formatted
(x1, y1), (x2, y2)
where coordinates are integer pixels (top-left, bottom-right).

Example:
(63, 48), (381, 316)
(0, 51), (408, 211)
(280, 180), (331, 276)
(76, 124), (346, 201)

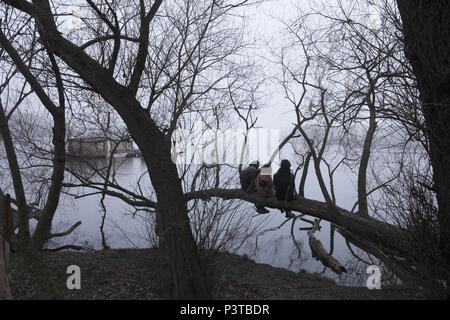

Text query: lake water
(0, 132), (376, 286)
(35, 156), (365, 286)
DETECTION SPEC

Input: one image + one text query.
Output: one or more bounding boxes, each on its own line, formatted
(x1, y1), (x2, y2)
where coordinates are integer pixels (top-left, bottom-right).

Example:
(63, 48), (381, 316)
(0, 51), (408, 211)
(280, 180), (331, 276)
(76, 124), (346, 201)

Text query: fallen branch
(308, 233), (347, 274)
(43, 245), (87, 252)
(304, 218), (347, 274)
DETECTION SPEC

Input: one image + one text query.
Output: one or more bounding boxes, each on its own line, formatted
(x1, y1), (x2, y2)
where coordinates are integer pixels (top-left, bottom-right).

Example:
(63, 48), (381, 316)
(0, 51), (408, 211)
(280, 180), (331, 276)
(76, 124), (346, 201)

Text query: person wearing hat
(239, 161), (270, 214)
(256, 163), (275, 198)
(239, 160), (260, 193)
(273, 159), (296, 218)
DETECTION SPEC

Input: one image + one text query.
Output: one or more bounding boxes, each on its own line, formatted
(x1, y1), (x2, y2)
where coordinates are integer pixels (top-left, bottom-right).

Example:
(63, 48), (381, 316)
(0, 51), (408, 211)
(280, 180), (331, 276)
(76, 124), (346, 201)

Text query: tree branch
(185, 188), (411, 259)
(46, 221), (81, 240)
(128, 0), (163, 94)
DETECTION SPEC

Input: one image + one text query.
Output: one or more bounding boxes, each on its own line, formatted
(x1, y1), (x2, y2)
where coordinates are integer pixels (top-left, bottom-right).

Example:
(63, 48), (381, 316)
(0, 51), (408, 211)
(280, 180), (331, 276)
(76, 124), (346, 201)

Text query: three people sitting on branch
(239, 159), (296, 218)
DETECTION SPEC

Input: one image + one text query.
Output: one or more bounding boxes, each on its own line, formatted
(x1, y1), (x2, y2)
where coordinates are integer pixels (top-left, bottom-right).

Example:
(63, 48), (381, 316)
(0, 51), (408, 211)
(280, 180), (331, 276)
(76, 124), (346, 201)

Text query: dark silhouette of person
(239, 161), (269, 214)
(239, 161), (260, 193)
(273, 159), (296, 218)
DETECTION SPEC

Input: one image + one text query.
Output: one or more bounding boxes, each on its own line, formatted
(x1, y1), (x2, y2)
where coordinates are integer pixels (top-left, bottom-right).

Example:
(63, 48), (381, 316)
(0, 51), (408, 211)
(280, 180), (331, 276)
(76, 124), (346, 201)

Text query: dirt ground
(9, 248), (426, 300)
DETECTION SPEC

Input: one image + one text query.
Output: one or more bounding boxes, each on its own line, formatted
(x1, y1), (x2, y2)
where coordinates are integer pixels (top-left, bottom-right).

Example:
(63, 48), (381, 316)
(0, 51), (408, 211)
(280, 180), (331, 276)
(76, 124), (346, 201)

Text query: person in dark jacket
(239, 161), (269, 214)
(239, 161), (260, 193)
(273, 159), (296, 218)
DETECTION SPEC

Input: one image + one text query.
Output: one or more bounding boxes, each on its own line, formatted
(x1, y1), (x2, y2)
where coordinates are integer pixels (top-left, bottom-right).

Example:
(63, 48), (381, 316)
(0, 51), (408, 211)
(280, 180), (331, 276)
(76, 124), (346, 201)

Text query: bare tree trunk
(0, 236), (12, 300)
(123, 115), (210, 299)
(31, 111), (66, 249)
(30, 49), (66, 250)
(0, 103), (30, 249)
(357, 102), (376, 218)
(0, 195), (12, 300)
(298, 153), (311, 198)
(396, 0), (450, 283)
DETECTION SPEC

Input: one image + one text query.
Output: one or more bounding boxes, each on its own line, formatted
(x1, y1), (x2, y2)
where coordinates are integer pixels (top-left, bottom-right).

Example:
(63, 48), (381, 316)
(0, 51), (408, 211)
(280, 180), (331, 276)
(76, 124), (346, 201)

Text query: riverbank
(9, 248), (425, 300)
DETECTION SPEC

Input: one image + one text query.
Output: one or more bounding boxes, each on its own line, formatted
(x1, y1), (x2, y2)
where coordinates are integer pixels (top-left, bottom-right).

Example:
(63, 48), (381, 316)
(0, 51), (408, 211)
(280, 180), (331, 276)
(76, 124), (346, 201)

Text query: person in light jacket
(256, 163), (275, 198)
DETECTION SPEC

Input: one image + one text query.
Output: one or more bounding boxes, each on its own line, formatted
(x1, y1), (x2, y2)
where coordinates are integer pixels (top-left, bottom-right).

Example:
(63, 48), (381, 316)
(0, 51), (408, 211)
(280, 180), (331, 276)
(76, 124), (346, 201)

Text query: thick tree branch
(1, 0), (36, 15)
(185, 188), (411, 259)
